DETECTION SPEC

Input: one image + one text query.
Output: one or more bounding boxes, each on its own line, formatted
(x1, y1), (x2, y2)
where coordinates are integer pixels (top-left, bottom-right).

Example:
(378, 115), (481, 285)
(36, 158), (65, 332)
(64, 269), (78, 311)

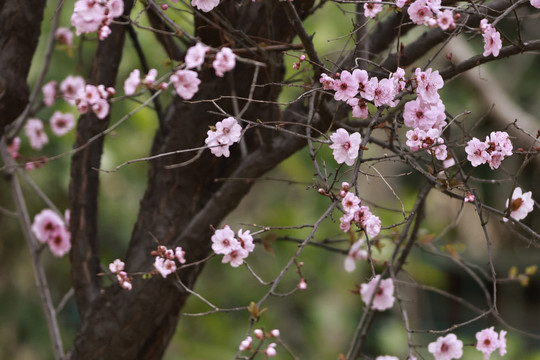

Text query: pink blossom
(347, 98), (369, 119)
(7, 137), (21, 159)
(360, 77), (378, 102)
(116, 271), (132, 290)
(238, 336), (252, 351)
(504, 187), (534, 222)
(428, 333), (463, 360)
(32, 209), (65, 243)
(270, 329), (280, 337)
(264, 343), (277, 357)
(254, 328), (264, 340)
(475, 327), (500, 360)
(171, 69), (201, 100)
(42, 81), (57, 107)
(372, 78), (397, 107)
(108, 0), (124, 18)
(406, 128), (425, 152)
(396, 0), (408, 7)
(48, 226), (71, 257)
(175, 246), (187, 264)
(222, 245), (249, 267)
(185, 43), (209, 69)
(211, 225), (239, 255)
(319, 73), (335, 90)
(50, 111), (75, 136)
(124, 69), (141, 95)
(342, 192), (361, 213)
(360, 275), (395, 311)
(437, 10), (455, 30)
(364, 0), (383, 18)
(237, 229), (255, 252)
(344, 240), (368, 272)
(498, 330), (507, 356)
(55, 27), (73, 46)
(330, 128), (362, 166)
(465, 137), (490, 167)
(91, 99), (110, 119)
(205, 130), (232, 157)
(98, 25), (111, 41)
(191, 0), (220, 12)
(480, 20), (502, 57)
(205, 117), (242, 157)
(61, 75), (85, 104)
(71, 0), (106, 35)
(339, 212), (353, 232)
(352, 69), (369, 93)
(25, 118), (49, 150)
(531, 0), (540, 8)
(79, 84), (101, 104)
(363, 213), (382, 238)
(298, 278), (308, 290)
(415, 67), (444, 105)
(154, 257), (177, 278)
(390, 67), (406, 93)
(109, 259), (125, 274)
(464, 192), (475, 203)
(408, 0), (433, 25)
(144, 69), (158, 87)
(213, 47), (236, 77)
(333, 70), (359, 101)
(376, 357), (399, 360)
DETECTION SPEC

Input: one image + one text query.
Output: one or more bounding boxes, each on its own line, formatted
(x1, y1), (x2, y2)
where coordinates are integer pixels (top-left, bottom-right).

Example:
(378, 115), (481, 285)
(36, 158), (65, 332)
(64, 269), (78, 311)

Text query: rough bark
(0, 0), (46, 137)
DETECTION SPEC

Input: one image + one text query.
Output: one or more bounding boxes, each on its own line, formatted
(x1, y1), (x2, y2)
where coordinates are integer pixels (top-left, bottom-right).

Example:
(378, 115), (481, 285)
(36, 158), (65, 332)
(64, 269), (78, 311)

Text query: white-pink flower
(185, 43), (209, 69)
(504, 187), (534, 222)
(330, 128), (362, 166)
(319, 73), (335, 90)
(364, 0), (383, 18)
(116, 271), (132, 290)
(124, 69), (141, 95)
(55, 27), (73, 46)
(213, 47), (236, 77)
(264, 343), (277, 357)
(171, 69), (201, 100)
(237, 229), (255, 253)
(347, 98), (369, 119)
(531, 0), (540, 8)
(221, 245), (249, 267)
(238, 336), (252, 351)
(465, 137), (490, 167)
(109, 259), (125, 274)
(211, 225), (239, 255)
(42, 81), (57, 107)
(50, 111), (75, 136)
(48, 226), (71, 257)
(480, 19), (502, 57)
(437, 10), (455, 30)
(154, 257), (177, 278)
(25, 118), (49, 150)
(344, 240), (368, 272)
(333, 70), (359, 101)
(32, 209), (65, 243)
(91, 98), (110, 119)
(7, 137), (21, 159)
(360, 275), (395, 311)
(475, 327), (501, 360)
(144, 69), (158, 87)
(205, 117), (242, 157)
(415, 67), (444, 105)
(428, 333), (463, 360)
(191, 0), (220, 12)
(61, 75), (86, 104)
(408, 0), (433, 25)
(175, 246), (187, 264)
(342, 192), (361, 213)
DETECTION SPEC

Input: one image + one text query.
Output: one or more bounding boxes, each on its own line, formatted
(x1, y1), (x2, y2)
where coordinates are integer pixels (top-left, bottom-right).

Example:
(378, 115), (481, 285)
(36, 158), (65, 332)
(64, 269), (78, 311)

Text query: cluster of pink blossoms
(428, 328), (506, 360)
(320, 67), (405, 119)
(480, 19), (502, 57)
(211, 225), (254, 267)
(465, 131), (513, 170)
(152, 244), (187, 278)
(71, 0), (124, 40)
(360, 275), (395, 311)
(108, 259), (132, 290)
(504, 187), (534, 222)
(406, 0), (456, 31)
(338, 182), (382, 239)
(403, 68), (450, 162)
(238, 328), (280, 357)
(31, 209), (71, 257)
(44, 76), (114, 120)
(205, 117), (243, 157)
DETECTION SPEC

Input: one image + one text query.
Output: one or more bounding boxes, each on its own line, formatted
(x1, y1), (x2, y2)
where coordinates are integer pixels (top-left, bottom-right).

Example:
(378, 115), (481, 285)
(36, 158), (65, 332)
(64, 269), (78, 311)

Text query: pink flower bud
(254, 329), (264, 340)
(161, 4), (169, 9)
(270, 329), (280, 337)
(298, 278), (307, 290)
(299, 54), (306, 61)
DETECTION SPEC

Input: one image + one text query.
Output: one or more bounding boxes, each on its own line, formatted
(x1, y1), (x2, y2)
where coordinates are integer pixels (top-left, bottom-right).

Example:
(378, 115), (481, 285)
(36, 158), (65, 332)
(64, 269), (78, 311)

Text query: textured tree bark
(0, 0), (46, 138)
(67, 1), (326, 359)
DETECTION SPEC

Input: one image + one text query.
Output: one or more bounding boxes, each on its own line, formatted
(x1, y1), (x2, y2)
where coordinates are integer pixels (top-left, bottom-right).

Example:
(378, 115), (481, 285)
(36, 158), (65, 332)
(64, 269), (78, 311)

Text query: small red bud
(161, 4), (169, 10)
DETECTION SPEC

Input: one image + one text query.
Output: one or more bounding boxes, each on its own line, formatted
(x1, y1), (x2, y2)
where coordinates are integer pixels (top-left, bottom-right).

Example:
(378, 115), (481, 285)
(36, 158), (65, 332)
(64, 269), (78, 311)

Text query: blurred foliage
(1, 1), (540, 359)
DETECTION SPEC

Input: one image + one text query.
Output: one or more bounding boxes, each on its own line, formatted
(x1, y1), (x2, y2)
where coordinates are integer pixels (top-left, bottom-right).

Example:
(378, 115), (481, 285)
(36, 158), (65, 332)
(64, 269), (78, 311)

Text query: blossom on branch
(360, 275), (395, 311)
(213, 47), (236, 77)
(330, 128), (362, 166)
(428, 333), (463, 360)
(504, 187), (534, 222)
(191, 0), (220, 12)
(475, 327), (507, 359)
